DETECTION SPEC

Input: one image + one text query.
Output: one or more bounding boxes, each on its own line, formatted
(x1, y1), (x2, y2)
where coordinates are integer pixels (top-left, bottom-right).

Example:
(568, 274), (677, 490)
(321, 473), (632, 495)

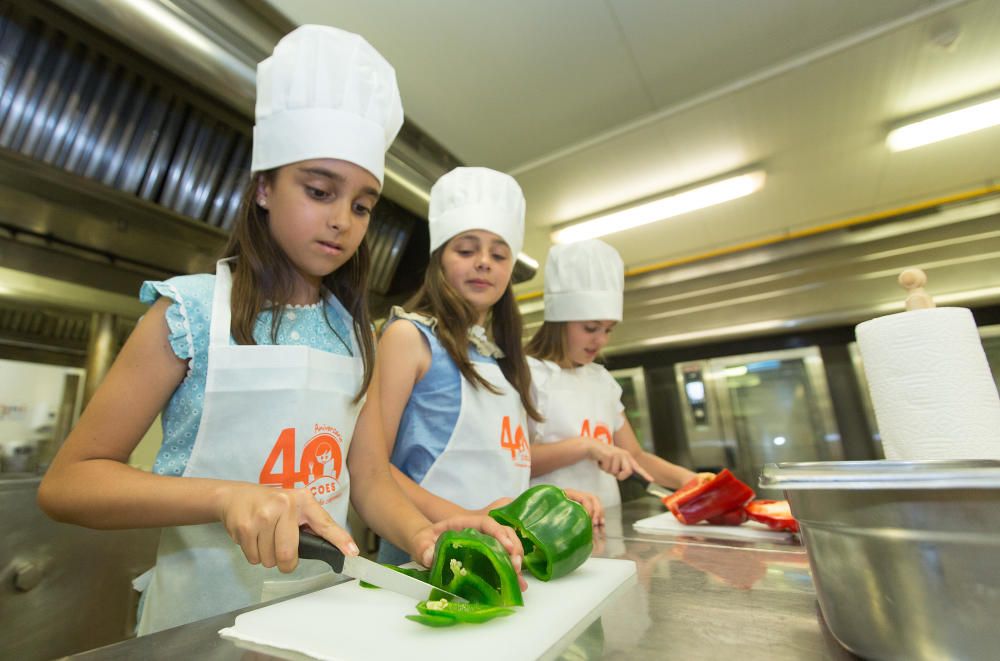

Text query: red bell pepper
(667, 469), (755, 525)
(662, 473), (714, 510)
(706, 507), (749, 526)
(744, 500), (799, 533)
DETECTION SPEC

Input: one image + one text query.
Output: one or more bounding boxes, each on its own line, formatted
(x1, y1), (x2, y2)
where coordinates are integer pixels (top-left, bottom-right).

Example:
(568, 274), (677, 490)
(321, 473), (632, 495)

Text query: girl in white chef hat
(526, 239), (697, 507)
(374, 167), (602, 565)
(38, 25), (522, 634)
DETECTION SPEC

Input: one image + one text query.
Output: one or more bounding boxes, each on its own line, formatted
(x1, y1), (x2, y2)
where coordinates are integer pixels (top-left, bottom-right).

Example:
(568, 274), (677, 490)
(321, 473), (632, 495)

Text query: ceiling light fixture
(886, 94), (1000, 152)
(551, 170), (766, 244)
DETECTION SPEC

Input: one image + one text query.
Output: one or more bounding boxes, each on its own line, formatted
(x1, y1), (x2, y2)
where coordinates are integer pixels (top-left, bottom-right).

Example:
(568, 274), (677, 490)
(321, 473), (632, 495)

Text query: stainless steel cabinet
(1, 476), (159, 660)
(675, 347), (842, 497)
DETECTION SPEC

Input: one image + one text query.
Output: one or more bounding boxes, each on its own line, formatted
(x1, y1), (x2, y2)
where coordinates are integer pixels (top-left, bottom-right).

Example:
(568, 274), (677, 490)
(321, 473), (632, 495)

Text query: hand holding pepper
(563, 487), (604, 527)
(420, 514), (527, 590)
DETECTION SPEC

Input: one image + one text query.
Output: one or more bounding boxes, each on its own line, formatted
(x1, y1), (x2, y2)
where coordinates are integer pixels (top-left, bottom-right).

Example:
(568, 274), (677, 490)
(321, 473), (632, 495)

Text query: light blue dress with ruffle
(140, 274), (356, 477)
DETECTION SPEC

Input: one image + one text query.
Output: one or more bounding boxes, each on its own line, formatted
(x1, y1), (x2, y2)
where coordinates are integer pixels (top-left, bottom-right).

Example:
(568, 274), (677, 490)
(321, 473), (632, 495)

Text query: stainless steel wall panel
(207, 135), (249, 228)
(60, 61), (116, 173)
(113, 88), (169, 193)
(0, 5), (24, 84)
(81, 67), (134, 179)
(0, 22), (54, 147)
(7, 28), (67, 152)
(137, 95), (186, 201)
(183, 126), (233, 219)
(28, 40), (85, 162)
(158, 108), (202, 211)
(172, 119), (218, 215)
(45, 49), (99, 168)
(17, 35), (75, 157)
(98, 76), (152, 187)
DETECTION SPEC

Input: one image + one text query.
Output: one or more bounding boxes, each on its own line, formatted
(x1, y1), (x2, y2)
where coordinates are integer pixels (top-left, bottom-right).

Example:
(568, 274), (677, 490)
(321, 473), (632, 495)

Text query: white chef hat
(544, 239), (624, 322)
(428, 167), (525, 257)
(251, 25), (403, 184)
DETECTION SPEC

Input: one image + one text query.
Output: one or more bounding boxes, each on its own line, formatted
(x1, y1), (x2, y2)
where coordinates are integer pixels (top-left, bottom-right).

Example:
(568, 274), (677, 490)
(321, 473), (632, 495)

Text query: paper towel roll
(856, 308), (1000, 460)
(856, 307), (1000, 460)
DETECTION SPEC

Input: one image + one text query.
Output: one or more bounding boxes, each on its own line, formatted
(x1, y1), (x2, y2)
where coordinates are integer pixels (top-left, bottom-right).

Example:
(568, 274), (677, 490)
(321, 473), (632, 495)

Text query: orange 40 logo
(500, 415), (531, 466)
(259, 428), (344, 504)
(580, 419), (613, 445)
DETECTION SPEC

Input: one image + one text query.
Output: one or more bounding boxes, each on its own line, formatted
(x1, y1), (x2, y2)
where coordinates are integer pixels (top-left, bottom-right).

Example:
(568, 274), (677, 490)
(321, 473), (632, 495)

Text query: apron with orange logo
(137, 259), (363, 634)
(529, 361), (622, 507)
(418, 360), (530, 510)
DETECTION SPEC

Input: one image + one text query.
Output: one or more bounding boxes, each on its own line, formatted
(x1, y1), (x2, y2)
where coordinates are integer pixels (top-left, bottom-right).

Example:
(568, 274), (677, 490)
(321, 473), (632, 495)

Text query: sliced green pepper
(489, 484), (593, 581)
(360, 564), (431, 589)
(428, 528), (524, 607)
(405, 612), (457, 627)
(412, 599), (515, 624)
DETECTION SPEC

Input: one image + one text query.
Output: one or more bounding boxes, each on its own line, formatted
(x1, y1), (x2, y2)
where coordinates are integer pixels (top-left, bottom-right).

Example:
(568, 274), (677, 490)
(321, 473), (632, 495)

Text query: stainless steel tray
(761, 460), (1000, 661)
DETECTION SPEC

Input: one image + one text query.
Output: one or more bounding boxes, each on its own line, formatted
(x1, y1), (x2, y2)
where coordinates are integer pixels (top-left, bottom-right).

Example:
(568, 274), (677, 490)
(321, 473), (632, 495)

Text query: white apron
(137, 259), (363, 635)
(419, 360), (531, 510)
(530, 364), (622, 507)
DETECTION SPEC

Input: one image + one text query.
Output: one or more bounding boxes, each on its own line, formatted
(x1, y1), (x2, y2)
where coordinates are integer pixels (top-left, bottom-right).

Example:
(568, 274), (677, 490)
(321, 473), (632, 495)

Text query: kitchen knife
(626, 473), (674, 500)
(298, 531), (466, 603)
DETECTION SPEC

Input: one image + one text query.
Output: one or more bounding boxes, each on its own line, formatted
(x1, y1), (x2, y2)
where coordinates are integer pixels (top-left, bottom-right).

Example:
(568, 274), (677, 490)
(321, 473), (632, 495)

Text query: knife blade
(298, 531), (466, 603)
(626, 473), (675, 500)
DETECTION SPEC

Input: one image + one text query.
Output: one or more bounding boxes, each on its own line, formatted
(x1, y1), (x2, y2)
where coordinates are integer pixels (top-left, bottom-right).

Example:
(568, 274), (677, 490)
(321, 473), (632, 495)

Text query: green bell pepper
(405, 599), (515, 627)
(427, 528), (523, 607)
(489, 484), (593, 581)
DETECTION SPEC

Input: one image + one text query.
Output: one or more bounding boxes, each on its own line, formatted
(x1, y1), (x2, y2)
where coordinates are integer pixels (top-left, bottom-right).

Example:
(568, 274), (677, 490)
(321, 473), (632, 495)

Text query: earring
(258, 198), (268, 208)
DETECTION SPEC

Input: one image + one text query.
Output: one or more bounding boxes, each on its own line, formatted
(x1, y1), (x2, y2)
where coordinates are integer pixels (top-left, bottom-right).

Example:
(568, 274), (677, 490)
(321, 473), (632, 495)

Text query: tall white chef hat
(251, 25), (403, 184)
(544, 239), (624, 322)
(428, 167), (525, 257)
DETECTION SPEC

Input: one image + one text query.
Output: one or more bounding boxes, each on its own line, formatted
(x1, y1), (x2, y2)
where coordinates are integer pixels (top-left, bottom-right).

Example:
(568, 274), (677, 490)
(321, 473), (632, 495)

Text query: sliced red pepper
(667, 469), (755, 525)
(744, 500), (799, 533)
(661, 473), (713, 509)
(706, 507), (749, 526)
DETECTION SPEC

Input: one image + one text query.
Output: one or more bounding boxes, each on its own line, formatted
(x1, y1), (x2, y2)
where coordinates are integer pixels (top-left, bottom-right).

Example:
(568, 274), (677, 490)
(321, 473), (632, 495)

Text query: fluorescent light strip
(552, 171), (766, 244)
(887, 96), (1000, 152)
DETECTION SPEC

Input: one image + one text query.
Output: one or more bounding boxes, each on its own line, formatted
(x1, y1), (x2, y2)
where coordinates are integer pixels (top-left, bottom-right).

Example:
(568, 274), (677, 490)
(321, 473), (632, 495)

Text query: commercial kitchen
(2, 1), (999, 660)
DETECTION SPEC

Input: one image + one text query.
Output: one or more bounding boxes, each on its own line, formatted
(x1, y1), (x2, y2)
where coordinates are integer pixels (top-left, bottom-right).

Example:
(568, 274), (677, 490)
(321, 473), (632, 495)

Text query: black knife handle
(298, 530), (346, 573)
(626, 472), (651, 489)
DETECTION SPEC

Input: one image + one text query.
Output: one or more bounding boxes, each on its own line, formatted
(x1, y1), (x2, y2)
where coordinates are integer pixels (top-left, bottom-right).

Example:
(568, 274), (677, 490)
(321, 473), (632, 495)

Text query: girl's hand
(586, 439), (654, 482)
(214, 483), (359, 573)
(564, 488), (604, 527)
(410, 514), (528, 591)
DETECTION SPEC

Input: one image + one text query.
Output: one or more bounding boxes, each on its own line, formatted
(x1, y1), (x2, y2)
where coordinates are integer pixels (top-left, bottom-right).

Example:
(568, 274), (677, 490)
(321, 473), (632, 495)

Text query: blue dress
(141, 274), (355, 477)
(377, 307), (500, 565)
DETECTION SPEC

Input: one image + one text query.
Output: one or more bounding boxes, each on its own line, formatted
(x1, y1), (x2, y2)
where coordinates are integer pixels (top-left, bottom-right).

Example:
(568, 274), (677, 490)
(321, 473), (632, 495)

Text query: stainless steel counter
(69, 498), (858, 660)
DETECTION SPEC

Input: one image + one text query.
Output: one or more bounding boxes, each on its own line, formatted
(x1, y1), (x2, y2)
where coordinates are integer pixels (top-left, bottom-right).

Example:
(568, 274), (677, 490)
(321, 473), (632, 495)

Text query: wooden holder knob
(898, 268), (935, 310)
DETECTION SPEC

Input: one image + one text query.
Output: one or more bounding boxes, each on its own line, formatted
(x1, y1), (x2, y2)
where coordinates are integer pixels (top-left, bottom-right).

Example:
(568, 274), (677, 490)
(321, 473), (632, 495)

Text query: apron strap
(210, 259), (235, 348)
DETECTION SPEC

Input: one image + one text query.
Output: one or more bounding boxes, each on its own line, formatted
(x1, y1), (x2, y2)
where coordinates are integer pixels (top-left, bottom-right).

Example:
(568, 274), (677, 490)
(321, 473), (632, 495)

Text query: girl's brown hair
(525, 321), (569, 365)
(221, 171), (375, 401)
(401, 246), (541, 422)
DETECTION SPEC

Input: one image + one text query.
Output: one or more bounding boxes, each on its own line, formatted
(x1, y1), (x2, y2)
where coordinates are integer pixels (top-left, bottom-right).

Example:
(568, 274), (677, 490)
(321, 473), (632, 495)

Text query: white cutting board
(220, 557), (636, 661)
(633, 511), (796, 542)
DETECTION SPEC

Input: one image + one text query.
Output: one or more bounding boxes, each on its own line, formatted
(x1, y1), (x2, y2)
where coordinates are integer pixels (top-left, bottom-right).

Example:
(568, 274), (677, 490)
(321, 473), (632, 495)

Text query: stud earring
(258, 198), (268, 208)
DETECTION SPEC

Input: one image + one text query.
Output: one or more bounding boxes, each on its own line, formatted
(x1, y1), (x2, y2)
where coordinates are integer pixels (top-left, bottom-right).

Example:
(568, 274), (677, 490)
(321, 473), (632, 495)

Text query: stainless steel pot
(760, 460), (1000, 661)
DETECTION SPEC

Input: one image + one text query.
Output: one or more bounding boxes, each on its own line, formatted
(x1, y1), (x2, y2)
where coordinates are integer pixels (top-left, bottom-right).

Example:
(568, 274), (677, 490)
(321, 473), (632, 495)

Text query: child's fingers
(433, 515), (526, 583)
(274, 504), (300, 573)
(257, 519), (277, 569)
(299, 495), (360, 559)
(633, 460), (655, 483)
(232, 520), (261, 565)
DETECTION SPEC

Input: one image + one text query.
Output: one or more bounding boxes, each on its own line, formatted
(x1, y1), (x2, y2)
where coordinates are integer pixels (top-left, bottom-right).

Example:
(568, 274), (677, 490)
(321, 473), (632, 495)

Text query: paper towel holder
(898, 268), (936, 311)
